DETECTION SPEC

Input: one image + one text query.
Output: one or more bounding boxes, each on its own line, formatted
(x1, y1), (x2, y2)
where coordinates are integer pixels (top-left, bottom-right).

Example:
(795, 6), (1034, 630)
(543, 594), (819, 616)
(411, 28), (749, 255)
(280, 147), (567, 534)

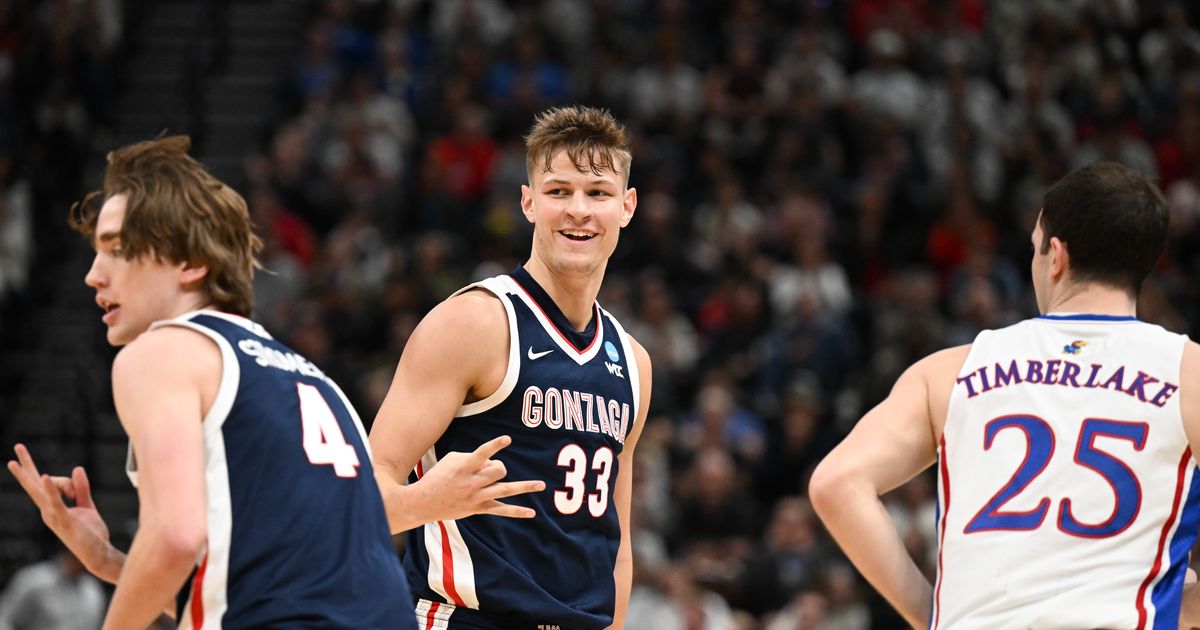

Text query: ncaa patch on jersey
(604, 340), (620, 362)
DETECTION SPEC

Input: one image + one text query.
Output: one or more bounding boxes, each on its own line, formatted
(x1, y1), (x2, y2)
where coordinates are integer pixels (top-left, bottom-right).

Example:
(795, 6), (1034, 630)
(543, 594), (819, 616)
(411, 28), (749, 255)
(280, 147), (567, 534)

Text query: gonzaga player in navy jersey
(7, 136), (416, 630)
(371, 106), (652, 629)
(811, 162), (1200, 629)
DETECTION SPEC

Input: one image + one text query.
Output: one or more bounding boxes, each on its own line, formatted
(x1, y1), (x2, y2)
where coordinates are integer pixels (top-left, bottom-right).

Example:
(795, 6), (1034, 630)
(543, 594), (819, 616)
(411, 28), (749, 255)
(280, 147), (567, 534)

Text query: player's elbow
(150, 521), (207, 564)
(808, 457), (855, 519)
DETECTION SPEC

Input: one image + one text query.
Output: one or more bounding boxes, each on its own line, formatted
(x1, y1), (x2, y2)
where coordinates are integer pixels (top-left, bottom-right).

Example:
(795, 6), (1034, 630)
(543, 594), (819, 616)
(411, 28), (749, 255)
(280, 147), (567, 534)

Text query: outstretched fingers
(8, 444), (47, 502)
(485, 479), (546, 501)
(481, 500), (538, 519)
(470, 435), (514, 464)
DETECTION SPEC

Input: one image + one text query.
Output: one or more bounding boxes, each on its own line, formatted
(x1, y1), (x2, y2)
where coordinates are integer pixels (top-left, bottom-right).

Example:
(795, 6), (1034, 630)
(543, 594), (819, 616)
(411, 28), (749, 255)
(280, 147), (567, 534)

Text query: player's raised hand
(7, 444), (116, 579)
(412, 435), (546, 523)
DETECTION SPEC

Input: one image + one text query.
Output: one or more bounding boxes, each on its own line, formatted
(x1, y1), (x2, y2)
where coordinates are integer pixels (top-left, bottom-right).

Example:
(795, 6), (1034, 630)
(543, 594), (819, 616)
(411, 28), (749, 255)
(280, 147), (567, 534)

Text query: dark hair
(1039, 161), (1168, 296)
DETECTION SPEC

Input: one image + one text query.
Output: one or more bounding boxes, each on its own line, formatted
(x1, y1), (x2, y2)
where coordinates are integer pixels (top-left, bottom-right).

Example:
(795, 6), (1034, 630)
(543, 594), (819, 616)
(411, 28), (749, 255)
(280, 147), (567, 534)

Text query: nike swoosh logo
(527, 347), (554, 360)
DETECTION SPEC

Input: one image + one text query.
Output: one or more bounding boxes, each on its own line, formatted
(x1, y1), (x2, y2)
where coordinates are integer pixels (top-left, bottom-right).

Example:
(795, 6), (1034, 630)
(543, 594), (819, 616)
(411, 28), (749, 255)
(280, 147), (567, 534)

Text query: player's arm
(101, 327), (212, 630)
(809, 347), (963, 629)
(1176, 341), (1200, 630)
(607, 339), (651, 630)
(369, 291), (545, 533)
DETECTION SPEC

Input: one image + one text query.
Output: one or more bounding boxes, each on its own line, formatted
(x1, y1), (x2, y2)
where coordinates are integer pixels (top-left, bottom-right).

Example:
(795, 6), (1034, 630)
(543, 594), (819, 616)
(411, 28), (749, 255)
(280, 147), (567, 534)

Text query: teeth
(562, 230), (594, 238)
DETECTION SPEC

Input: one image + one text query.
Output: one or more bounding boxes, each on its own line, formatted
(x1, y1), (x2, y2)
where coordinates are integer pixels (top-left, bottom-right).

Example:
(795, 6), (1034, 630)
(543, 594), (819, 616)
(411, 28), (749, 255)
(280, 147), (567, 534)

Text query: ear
(178, 261), (209, 288)
(1048, 236), (1068, 281)
(619, 187), (637, 228)
(520, 184), (535, 224)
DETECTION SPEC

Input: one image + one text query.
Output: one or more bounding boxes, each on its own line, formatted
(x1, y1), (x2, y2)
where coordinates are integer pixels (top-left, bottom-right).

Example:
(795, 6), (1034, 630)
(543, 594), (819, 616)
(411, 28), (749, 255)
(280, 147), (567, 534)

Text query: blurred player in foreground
(10, 136), (449, 629)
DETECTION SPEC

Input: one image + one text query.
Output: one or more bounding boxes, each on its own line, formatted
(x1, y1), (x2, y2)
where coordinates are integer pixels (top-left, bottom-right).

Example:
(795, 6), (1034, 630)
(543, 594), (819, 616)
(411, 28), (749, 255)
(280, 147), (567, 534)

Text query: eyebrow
(96, 231), (121, 244)
(542, 178), (618, 186)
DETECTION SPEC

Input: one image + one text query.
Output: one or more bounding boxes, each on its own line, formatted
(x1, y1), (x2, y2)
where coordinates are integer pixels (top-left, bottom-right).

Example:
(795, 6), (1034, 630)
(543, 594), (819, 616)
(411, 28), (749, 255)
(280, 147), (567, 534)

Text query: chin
(106, 326), (138, 347)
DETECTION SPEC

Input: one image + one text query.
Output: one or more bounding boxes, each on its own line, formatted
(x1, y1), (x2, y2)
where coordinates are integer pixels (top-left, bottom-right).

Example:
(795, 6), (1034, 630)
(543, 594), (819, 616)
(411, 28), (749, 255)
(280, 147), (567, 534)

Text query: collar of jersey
(149, 309), (275, 338)
(1036, 312), (1139, 322)
(505, 269), (603, 365)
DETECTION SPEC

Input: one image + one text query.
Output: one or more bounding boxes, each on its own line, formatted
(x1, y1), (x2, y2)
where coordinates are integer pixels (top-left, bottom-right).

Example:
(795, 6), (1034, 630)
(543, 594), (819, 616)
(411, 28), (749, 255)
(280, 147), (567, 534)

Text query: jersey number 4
(555, 444), (614, 517)
(964, 415), (1147, 538)
(297, 382), (361, 478)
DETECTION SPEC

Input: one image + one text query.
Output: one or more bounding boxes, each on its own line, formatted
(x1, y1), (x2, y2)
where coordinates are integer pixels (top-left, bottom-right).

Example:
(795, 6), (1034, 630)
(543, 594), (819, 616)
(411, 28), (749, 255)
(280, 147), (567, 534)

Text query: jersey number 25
(964, 415), (1147, 538)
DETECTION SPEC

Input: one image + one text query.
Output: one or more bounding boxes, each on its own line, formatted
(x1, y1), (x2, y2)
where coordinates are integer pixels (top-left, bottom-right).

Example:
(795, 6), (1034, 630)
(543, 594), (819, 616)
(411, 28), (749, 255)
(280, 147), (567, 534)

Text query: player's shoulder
(401, 285), (509, 368)
(429, 286), (508, 335)
(912, 344), (973, 380)
(111, 323), (222, 394)
(1181, 338), (1200, 374)
(623, 332), (652, 370)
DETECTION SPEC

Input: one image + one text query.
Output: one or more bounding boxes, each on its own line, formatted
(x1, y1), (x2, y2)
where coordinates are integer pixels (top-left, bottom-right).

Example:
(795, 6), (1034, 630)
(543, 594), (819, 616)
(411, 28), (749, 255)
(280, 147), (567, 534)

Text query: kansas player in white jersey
(370, 106), (652, 629)
(810, 161), (1200, 629)
(6, 136), (421, 629)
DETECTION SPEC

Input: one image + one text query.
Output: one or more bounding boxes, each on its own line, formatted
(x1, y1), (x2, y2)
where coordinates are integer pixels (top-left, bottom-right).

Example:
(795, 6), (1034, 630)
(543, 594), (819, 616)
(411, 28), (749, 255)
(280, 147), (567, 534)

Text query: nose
(84, 252), (106, 289)
(564, 190), (592, 221)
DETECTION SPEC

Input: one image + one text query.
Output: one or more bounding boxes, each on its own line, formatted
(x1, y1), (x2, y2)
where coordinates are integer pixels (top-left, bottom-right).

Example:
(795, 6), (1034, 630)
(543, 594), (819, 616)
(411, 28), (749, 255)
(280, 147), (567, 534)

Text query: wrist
(388, 481), (426, 533)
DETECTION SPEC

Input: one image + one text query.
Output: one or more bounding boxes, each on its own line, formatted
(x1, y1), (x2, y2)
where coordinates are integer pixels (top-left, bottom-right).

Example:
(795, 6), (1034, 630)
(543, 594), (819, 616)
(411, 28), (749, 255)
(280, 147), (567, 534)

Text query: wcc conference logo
(604, 340), (624, 379)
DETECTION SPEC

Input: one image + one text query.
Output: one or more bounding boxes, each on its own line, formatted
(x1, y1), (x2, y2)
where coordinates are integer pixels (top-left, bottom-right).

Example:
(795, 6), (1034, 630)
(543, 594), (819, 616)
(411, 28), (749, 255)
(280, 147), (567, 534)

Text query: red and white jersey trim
(416, 450), (479, 610)
(150, 314), (240, 629)
(415, 598), (455, 630)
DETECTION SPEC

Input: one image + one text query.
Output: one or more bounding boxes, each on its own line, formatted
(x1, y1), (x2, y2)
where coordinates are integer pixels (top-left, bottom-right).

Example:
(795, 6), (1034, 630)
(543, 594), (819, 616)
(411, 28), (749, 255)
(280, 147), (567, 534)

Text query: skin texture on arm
(1176, 341), (1200, 630)
(809, 345), (969, 629)
(369, 290), (545, 533)
(606, 339), (651, 630)
(101, 327), (213, 630)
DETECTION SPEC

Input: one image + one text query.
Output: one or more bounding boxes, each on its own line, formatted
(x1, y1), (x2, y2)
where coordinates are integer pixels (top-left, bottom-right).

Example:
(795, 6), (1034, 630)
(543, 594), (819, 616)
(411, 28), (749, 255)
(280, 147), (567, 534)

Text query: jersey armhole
(455, 278), (521, 418)
(151, 319), (241, 431)
(124, 318), (241, 488)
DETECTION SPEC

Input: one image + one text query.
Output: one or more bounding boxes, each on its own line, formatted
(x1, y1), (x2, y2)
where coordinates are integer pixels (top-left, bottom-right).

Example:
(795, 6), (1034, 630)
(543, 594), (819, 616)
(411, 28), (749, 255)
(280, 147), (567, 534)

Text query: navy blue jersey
(403, 273), (641, 630)
(126, 311), (415, 630)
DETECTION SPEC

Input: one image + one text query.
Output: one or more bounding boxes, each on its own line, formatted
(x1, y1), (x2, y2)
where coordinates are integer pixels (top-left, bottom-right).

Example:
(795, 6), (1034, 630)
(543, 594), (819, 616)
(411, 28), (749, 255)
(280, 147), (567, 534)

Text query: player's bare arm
(1175, 341), (1200, 630)
(101, 326), (213, 630)
(607, 338), (652, 630)
(370, 289), (546, 533)
(810, 344), (969, 629)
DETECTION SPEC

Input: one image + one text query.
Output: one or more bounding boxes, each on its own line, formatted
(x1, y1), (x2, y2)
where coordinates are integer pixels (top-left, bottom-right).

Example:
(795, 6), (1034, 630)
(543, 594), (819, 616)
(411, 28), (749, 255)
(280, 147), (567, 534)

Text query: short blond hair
(525, 106), (632, 185)
(69, 135), (263, 316)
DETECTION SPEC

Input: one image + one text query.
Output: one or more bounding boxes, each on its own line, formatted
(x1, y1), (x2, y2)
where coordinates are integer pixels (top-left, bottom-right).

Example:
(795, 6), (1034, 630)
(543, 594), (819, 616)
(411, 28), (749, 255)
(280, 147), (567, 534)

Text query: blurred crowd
(239, 1), (1200, 627)
(5, 0), (1200, 628)
(0, 0), (122, 341)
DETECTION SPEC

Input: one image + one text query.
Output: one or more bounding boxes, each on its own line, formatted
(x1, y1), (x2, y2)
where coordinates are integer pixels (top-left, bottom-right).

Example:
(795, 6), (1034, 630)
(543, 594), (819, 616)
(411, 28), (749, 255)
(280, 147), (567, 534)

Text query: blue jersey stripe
(1036, 314), (1139, 322)
(1151, 466), (1200, 629)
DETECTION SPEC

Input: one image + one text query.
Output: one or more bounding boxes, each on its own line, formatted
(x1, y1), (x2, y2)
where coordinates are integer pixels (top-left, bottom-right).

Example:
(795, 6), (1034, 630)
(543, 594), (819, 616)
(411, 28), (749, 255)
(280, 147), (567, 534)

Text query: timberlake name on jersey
(521, 386), (631, 444)
(955, 358), (1179, 408)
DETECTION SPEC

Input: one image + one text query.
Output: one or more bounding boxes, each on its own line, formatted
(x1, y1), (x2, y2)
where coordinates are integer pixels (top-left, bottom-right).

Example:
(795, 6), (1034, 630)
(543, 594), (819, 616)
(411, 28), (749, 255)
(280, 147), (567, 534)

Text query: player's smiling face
(84, 194), (204, 346)
(521, 150), (636, 278)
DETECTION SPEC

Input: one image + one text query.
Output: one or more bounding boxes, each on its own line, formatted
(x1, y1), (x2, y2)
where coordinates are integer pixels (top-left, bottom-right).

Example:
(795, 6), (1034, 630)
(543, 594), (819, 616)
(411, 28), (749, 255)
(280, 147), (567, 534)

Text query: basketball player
(5, 136), (524, 629)
(810, 161), (1200, 629)
(369, 106), (652, 629)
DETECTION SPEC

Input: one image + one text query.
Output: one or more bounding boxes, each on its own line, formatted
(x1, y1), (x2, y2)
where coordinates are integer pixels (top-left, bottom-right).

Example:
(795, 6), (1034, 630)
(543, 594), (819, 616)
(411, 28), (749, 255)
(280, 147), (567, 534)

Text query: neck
(1045, 281), (1137, 317)
(168, 294), (215, 320)
(523, 259), (603, 331)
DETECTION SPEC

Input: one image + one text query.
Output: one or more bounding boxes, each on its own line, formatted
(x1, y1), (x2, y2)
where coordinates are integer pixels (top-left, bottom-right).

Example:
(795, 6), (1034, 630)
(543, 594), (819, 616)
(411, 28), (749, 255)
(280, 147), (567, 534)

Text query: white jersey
(934, 314), (1197, 630)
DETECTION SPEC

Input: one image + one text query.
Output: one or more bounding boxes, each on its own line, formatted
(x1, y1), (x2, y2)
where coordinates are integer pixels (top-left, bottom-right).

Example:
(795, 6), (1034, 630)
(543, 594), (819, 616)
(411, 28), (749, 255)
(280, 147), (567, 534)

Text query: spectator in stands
(0, 550), (104, 630)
